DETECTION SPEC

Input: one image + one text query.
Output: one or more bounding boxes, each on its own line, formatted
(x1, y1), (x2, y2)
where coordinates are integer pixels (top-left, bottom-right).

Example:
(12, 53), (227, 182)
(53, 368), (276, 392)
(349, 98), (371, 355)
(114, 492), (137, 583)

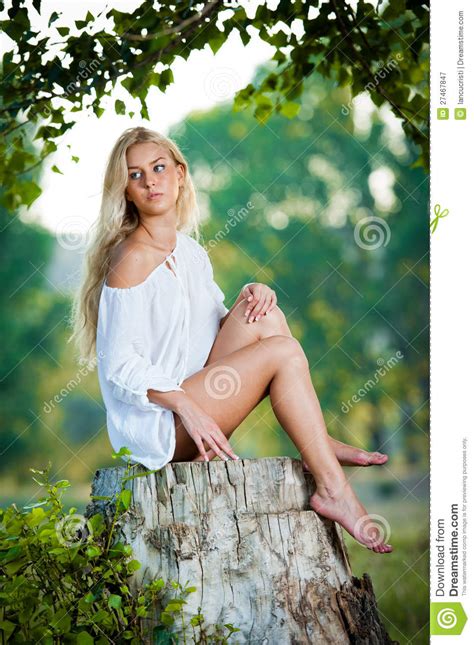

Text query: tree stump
(86, 456), (396, 644)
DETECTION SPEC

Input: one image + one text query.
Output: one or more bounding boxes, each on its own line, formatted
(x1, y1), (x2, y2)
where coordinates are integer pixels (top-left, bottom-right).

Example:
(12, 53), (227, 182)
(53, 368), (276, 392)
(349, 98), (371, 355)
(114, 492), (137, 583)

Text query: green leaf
(48, 11), (60, 27)
(86, 545), (102, 558)
(127, 559), (141, 572)
(158, 68), (174, 92)
(51, 607), (71, 633)
(208, 34), (225, 55)
(136, 605), (147, 617)
(268, 30), (288, 47)
(0, 620), (16, 639)
(119, 488), (132, 510)
(92, 609), (110, 624)
(112, 446), (132, 459)
(115, 99), (126, 115)
(160, 611), (174, 627)
(21, 180), (42, 207)
(279, 101), (300, 119)
(164, 600), (185, 612)
(108, 594), (122, 609)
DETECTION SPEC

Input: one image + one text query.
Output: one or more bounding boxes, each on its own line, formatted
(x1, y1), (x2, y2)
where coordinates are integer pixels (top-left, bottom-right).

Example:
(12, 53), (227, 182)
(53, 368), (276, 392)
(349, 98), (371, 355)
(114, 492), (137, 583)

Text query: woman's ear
(178, 163), (185, 187)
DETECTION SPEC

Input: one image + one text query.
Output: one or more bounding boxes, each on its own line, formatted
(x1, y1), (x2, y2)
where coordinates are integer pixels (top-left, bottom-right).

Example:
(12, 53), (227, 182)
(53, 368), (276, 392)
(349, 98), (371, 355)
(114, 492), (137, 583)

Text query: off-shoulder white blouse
(96, 230), (229, 470)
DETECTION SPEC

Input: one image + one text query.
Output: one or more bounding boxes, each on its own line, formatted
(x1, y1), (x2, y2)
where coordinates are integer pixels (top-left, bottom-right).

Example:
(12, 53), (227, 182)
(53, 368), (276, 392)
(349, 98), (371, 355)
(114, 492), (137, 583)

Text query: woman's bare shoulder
(106, 237), (166, 289)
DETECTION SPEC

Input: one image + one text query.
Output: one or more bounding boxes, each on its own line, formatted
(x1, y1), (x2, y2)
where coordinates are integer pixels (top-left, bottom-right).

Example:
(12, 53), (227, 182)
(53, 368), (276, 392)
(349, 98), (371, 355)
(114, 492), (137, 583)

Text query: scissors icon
(430, 204), (449, 234)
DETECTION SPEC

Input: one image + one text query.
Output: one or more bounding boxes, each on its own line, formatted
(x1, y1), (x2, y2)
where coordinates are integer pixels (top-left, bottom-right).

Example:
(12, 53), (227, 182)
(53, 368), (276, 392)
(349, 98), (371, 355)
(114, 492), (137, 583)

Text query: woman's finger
(244, 288), (261, 319)
(192, 432), (210, 461)
(211, 427), (239, 460)
(251, 296), (268, 321)
(250, 291), (273, 321)
(209, 431), (237, 461)
(245, 303), (260, 322)
(246, 303), (262, 323)
(242, 285), (254, 302)
(203, 433), (230, 461)
(265, 293), (277, 315)
(254, 294), (272, 321)
(247, 294), (266, 322)
(205, 426), (239, 461)
(192, 447), (218, 462)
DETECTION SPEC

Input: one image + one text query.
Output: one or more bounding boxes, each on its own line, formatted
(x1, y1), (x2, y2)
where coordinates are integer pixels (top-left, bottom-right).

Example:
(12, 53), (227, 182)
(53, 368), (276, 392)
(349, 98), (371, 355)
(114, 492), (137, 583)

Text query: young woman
(70, 126), (392, 553)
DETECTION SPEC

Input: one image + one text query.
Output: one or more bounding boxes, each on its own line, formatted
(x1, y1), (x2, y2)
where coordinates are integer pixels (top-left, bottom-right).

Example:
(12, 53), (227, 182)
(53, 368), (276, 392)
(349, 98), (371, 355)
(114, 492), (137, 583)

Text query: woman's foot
(310, 484), (393, 553)
(302, 441), (388, 472)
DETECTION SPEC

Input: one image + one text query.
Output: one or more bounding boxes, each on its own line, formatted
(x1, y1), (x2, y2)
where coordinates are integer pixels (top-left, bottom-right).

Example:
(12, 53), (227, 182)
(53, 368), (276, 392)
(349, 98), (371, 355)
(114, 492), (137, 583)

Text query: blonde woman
(70, 126), (392, 553)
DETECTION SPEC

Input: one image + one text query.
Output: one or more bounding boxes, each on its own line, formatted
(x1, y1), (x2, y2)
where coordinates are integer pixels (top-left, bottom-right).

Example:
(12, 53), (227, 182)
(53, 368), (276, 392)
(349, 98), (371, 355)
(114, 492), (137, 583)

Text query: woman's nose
(145, 176), (156, 187)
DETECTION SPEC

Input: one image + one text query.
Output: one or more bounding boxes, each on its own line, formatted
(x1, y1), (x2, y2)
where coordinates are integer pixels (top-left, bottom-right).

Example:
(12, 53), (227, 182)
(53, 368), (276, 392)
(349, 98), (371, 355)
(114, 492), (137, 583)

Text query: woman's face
(125, 142), (184, 217)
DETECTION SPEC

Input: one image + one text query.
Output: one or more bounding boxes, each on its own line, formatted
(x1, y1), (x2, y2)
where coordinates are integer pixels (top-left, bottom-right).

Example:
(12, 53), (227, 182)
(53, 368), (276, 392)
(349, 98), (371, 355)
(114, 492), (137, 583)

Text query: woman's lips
(147, 193), (163, 200)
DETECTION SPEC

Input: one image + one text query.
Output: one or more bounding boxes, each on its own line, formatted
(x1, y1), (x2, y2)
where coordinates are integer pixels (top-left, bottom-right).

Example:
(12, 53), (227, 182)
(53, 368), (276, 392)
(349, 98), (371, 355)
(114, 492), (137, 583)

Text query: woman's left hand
(241, 283), (277, 323)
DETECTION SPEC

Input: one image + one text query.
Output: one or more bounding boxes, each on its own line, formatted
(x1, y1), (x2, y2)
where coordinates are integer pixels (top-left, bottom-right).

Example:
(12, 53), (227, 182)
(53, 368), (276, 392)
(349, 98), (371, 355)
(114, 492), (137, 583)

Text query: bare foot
(302, 443), (388, 472)
(310, 485), (393, 553)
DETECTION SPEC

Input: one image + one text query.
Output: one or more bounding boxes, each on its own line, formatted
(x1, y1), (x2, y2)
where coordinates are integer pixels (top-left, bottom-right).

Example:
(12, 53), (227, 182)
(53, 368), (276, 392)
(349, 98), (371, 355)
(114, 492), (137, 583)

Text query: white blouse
(96, 230), (229, 470)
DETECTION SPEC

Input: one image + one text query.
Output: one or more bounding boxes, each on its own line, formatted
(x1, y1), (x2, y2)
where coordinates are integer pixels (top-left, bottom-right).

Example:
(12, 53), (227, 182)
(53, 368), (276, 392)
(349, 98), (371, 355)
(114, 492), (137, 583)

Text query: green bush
(0, 448), (239, 643)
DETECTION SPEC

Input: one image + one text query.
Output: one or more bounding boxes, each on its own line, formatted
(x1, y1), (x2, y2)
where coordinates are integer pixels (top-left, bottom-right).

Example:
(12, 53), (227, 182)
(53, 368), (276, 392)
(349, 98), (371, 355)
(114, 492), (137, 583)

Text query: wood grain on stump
(86, 456), (396, 644)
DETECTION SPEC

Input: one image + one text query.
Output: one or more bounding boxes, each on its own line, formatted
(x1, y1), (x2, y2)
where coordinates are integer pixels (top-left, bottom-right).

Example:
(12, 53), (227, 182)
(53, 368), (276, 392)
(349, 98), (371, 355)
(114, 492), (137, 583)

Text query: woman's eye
(129, 164), (165, 180)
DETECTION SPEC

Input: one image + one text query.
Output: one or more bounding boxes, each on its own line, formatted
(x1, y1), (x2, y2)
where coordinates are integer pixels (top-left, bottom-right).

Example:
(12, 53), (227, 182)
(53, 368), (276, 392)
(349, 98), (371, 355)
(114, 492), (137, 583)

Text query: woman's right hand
(176, 397), (239, 462)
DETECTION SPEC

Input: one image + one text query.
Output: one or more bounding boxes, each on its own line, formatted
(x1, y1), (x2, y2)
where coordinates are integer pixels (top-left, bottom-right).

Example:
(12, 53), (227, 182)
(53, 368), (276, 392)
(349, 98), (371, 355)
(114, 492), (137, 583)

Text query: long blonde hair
(68, 126), (201, 366)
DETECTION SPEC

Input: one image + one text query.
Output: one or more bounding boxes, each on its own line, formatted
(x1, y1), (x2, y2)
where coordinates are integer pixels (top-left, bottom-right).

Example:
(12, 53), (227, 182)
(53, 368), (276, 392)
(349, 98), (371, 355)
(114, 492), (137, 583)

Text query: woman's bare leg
(199, 301), (388, 468)
(171, 333), (392, 552)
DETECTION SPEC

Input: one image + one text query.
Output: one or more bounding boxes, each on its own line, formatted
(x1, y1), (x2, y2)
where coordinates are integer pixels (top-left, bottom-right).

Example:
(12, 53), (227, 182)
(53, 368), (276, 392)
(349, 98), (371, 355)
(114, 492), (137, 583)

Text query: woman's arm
(147, 387), (239, 462)
(147, 388), (188, 411)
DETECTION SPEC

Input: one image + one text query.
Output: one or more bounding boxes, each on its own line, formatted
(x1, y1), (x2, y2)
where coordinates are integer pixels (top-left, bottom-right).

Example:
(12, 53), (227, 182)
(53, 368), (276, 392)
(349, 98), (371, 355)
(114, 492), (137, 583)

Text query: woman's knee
(263, 335), (309, 369)
(249, 303), (292, 337)
(265, 305), (290, 329)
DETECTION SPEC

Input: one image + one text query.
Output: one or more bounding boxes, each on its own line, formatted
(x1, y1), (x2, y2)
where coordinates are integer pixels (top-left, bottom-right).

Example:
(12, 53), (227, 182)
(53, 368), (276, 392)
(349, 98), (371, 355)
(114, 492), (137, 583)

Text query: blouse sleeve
(204, 251), (229, 317)
(97, 286), (184, 412)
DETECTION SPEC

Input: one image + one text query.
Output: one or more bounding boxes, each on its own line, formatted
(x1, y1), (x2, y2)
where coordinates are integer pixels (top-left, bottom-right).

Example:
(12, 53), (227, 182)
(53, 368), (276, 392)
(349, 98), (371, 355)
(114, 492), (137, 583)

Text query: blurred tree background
(0, 71), (429, 643)
(1, 70), (428, 485)
(1, 1), (429, 642)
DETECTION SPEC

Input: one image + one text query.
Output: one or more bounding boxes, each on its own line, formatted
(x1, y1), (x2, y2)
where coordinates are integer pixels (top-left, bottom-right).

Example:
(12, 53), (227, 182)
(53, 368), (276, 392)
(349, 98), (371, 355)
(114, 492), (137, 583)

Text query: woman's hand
(241, 282), (277, 323)
(176, 397), (239, 462)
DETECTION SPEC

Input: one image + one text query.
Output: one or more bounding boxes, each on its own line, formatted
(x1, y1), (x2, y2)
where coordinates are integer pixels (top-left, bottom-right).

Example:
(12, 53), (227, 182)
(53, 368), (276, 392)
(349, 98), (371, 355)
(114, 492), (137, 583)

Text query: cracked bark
(86, 456), (397, 644)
